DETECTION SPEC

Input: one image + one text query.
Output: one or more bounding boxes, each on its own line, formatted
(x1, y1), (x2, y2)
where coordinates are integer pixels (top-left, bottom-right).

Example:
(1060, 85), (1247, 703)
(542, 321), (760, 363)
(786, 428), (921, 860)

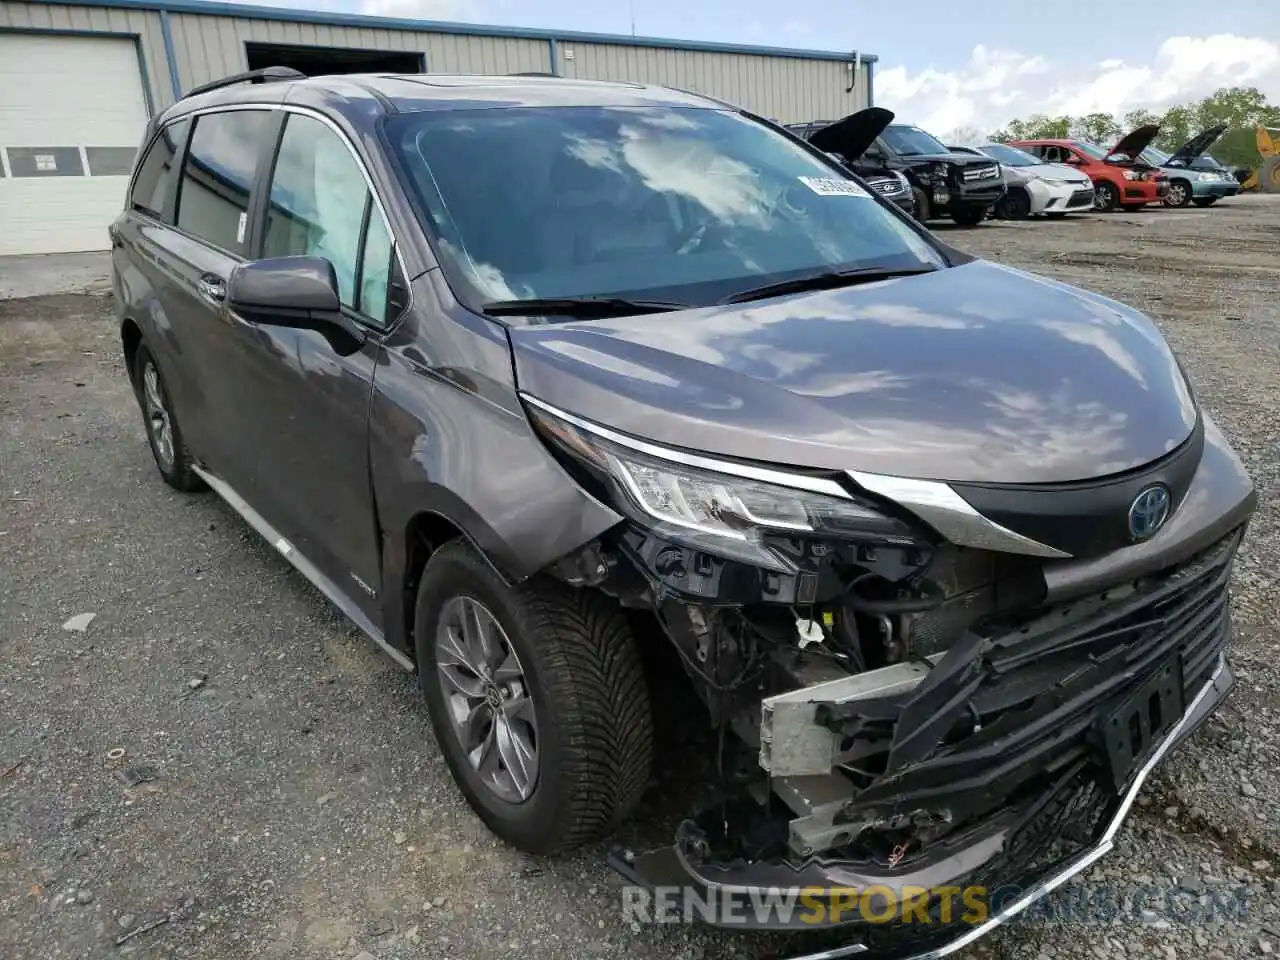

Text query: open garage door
(245, 42), (424, 76)
(0, 33), (150, 256)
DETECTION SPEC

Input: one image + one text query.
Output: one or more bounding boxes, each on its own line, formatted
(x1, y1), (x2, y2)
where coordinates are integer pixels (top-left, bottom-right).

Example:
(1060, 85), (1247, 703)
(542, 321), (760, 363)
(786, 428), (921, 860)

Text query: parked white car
(963, 142), (1095, 218)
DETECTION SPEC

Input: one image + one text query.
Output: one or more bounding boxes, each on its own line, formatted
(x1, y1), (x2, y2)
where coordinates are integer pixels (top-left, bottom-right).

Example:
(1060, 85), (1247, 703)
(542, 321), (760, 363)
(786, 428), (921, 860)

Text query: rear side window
(175, 110), (272, 255)
(129, 119), (190, 220)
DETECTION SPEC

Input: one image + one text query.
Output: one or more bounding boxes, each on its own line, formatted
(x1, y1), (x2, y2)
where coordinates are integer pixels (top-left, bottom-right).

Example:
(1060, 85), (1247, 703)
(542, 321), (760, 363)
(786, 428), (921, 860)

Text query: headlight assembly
(523, 398), (925, 571)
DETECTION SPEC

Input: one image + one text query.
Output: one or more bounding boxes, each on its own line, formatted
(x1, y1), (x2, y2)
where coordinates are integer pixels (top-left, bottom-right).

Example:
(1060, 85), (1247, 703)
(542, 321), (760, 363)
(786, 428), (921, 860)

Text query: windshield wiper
(718, 264), (939, 305)
(481, 296), (689, 318)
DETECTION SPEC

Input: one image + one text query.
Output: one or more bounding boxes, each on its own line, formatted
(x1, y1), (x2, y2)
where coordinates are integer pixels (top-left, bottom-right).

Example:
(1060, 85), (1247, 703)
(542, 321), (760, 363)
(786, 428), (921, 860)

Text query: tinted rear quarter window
(175, 110), (273, 255)
(129, 119), (190, 220)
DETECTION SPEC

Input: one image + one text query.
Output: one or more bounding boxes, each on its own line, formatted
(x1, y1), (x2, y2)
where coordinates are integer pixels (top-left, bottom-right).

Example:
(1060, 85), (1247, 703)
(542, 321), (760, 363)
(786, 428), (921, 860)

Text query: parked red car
(1012, 126), (1169, 211)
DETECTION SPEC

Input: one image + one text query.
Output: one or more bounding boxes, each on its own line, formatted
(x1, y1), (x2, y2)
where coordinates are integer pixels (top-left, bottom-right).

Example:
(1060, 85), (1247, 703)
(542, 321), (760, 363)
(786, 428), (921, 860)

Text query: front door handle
(199, 274), (226, 303)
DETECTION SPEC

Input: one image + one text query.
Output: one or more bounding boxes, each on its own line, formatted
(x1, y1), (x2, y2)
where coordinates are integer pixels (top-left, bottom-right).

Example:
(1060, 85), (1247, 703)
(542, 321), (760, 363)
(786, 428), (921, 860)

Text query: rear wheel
(1164, 179), (1191, 208)
(414, 540), (654, 854)
(1093, 181), (1119, 212)
(132, 344), (204, 492)
(950, 205), (988, 226)
(1192, 197), (1218, 207)
(995, 188), (1030, 220)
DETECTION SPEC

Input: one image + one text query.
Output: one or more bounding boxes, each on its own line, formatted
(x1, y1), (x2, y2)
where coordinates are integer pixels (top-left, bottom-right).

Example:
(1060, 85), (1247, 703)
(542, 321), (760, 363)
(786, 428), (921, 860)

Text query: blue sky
(262, 0), (1280, 135)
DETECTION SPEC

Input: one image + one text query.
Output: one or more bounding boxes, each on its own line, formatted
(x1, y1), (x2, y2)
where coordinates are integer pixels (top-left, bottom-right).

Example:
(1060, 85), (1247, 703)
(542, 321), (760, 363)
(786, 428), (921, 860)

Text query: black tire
(1164, 179), (1192, 208)
(414, 540), (654, 854)
(911, 187), (930, 222)
(1260, 156), (1280, 194)
(1094, 181), (1119, 212)
(131, 344), (204, 492)
(1192, 198), (1218, 207)
(995, 188), (1030, 220)
(950, 205), (988, 227)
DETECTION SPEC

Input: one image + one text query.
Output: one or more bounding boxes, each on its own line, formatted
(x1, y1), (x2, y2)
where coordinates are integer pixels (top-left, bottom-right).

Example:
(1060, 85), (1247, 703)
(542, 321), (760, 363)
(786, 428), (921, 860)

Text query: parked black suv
(792, 108), (1005, 225)
(113, 68), (1254, 960)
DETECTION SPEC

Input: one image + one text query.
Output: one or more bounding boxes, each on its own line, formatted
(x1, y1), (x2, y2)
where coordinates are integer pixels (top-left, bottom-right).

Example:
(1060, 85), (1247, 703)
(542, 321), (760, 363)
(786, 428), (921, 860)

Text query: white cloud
(877, 34), (1280, 139)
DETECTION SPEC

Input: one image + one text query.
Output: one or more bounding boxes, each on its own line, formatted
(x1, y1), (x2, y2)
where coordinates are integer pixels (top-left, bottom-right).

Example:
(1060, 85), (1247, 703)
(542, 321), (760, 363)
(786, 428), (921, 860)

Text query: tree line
(976, 87), (1279, 169)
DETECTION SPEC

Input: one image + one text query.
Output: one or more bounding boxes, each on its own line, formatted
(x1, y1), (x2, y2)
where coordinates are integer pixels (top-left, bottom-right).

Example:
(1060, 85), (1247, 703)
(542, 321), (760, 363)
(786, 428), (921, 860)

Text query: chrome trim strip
(192, 465), (415, 672)
(520, 393), (856, 501)
(848, 470), (1071, 559)
(783, 652), (1231, 960)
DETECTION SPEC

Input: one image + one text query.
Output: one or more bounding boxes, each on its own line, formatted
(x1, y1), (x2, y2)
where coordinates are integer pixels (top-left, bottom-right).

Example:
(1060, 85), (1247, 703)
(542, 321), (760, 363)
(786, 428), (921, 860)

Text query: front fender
(368, 293), (624, 650)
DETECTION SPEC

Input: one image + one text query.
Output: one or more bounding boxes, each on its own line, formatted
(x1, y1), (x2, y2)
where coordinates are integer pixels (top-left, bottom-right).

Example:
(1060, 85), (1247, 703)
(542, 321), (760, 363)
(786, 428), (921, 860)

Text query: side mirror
(227, 255), (366, 353)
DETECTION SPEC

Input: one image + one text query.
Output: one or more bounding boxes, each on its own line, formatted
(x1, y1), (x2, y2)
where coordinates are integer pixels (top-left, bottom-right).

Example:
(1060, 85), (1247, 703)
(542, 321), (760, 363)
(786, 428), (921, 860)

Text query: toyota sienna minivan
(112, 67), (1256, 960)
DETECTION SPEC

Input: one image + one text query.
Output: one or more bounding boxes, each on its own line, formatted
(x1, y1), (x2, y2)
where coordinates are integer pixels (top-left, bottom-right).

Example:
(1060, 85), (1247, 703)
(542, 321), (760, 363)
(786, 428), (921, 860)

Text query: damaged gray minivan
(113, 69), (1256, 959)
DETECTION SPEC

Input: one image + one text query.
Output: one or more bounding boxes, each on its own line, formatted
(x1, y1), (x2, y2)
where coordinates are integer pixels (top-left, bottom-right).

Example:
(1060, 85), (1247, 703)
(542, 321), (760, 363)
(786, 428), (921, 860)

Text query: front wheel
(1164, 180), (1191, 208)
(995, 189), (1030, 220)
(911, 187), (931, 222)
(414, 540), (654, 854)
(1192, 197), (1218, 207)
(1094, 181), (1119, 211)
(950, 205), (989, 226)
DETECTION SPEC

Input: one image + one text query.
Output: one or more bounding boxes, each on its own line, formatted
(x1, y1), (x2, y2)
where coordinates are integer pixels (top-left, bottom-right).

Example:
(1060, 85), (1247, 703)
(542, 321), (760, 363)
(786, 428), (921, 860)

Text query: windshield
(1073, 141), (1109, 160)
(1142, 146), (1171, 165)
(977, 143), (1039, 167)
(387, 106), (942, 311)
(881, 124), (950, 156)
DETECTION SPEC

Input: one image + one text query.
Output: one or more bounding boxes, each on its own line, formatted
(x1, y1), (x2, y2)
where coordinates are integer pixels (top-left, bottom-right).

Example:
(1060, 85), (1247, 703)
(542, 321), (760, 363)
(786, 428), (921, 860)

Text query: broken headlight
(525, 398), (924, 571)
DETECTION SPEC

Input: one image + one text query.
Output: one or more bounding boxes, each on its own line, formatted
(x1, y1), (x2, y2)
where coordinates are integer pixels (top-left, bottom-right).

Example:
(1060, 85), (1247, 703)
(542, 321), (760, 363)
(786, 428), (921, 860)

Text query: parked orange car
(1011, 126), (1169, 211)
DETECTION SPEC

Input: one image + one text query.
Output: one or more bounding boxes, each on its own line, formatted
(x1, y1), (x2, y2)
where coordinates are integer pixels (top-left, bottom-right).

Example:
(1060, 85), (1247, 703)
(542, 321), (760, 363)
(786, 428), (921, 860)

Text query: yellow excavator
(1240, 126), (1280, 192)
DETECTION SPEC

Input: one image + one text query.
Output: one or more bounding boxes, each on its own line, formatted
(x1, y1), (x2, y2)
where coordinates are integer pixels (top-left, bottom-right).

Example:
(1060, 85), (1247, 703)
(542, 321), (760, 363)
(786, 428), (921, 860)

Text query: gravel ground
(2, 195), (1279, 960)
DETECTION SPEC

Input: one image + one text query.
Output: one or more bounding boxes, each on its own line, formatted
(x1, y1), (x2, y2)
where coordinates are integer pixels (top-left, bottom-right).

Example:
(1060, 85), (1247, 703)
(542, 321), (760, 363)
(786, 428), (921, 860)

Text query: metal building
(0, 0), (877, 255)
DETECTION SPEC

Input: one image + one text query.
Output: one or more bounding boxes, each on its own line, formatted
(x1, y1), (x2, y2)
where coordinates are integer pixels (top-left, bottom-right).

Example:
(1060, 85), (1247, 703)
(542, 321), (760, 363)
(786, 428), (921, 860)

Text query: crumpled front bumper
(612, 654), (1234, 959)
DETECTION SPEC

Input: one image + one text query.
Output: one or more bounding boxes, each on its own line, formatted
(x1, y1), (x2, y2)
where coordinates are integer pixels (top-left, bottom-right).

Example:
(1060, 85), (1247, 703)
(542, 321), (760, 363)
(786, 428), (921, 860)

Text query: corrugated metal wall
(167, 13), (548, 96)
(0, 1), (868, 124)
(0, 1), (167, 110)
(557, 41), (867, 123)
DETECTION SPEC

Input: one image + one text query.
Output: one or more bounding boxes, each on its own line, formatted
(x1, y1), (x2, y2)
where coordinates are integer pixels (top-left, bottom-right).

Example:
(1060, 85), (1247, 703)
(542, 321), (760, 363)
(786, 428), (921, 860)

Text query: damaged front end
(524, 397), (1248, 959)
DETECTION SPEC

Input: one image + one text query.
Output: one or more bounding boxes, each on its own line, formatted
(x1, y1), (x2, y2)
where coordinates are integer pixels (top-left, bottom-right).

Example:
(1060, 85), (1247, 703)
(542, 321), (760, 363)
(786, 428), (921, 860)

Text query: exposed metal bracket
(759, 657), (940, 777)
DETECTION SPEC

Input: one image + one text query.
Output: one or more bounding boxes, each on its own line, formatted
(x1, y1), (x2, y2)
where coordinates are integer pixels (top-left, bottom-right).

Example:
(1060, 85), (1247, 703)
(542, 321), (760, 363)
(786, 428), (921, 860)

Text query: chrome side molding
(848, 470), (1071, 559)
(191, 465), (415, 673)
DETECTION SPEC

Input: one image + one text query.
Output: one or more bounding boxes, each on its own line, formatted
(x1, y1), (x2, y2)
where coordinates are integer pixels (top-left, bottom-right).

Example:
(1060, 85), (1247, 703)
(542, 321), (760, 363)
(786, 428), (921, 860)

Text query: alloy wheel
(1166, 183), (1188, 207)
(141, 360), (175, 471)
(1093, 184), (1116, 211)
(435, 595), (539, 803)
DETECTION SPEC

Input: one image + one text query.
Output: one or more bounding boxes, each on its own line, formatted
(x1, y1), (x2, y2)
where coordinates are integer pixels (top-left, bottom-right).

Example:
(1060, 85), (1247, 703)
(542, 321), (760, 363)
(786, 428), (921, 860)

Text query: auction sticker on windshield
(799, 176), (872, 198)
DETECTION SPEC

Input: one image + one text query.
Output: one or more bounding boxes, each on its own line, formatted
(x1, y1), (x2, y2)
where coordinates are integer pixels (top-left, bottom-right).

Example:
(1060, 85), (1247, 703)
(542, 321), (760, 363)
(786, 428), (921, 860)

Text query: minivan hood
(808, 107), (894, 161)
(510, 261), (1197, 485)
(1106, 124), (1161, 161)
(1170, 123), (1228, 161)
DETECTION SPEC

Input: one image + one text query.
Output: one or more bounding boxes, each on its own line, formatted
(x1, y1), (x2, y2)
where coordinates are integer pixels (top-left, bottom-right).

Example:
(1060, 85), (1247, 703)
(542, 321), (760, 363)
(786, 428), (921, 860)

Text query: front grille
(1069, 188), (1094, 206)
(961, 163), (1000, 182)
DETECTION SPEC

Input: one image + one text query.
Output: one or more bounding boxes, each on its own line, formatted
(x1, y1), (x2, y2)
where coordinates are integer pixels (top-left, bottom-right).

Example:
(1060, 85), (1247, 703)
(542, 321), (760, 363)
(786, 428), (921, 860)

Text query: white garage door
(0, 34), (150, 255)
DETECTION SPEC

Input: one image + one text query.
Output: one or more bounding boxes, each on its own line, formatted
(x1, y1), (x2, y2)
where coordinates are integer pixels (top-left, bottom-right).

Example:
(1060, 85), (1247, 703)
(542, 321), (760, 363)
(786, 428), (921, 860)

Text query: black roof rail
(507, 71), (559, 77)
(185, 66), (306, 100)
